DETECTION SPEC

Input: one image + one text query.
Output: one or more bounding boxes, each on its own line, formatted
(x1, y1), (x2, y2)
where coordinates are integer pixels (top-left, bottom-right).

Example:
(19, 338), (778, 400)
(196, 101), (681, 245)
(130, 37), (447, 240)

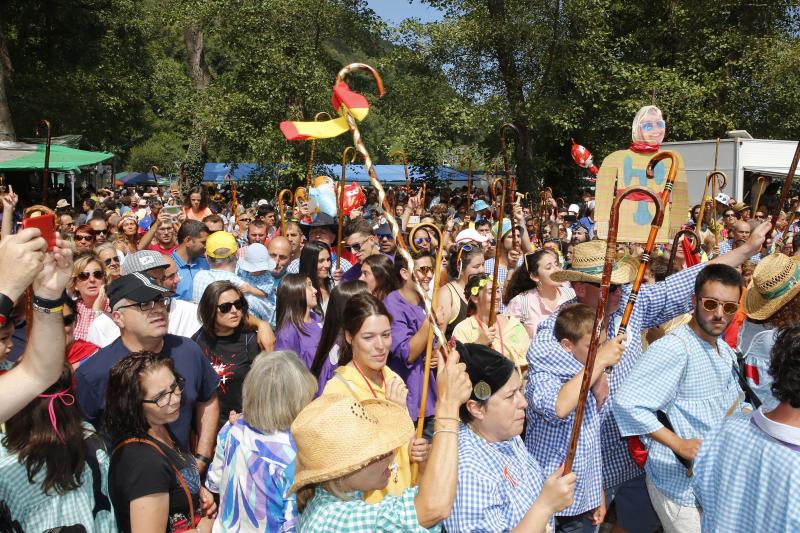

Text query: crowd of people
(0, 173), (798, 533)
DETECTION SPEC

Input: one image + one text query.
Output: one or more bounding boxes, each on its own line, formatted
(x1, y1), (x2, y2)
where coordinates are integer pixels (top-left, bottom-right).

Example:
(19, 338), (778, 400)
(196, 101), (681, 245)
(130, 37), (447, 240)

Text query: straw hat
(551, 239), (639, 284)
(289, 395), (414, 494)
(743, 253), (800, 321)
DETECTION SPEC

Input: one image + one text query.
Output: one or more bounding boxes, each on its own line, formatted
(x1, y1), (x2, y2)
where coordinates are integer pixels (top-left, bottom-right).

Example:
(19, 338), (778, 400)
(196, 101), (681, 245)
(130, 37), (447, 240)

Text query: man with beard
(614, 264), (750, 532)
(375, 221), (397, 258)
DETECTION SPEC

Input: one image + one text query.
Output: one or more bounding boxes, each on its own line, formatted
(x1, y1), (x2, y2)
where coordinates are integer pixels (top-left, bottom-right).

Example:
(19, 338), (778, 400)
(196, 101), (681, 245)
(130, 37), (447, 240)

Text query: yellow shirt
(452, 315), (530, 369)
(322, 364), (413, 503)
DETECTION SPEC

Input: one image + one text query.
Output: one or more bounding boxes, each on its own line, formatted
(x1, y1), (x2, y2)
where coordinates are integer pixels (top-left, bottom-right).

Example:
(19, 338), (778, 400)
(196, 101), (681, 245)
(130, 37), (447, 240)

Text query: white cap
(455, 228), (489, 244)
(715, 192), (731, 205)
(568, 203), (580, 214)
(257, 199), (269, 206)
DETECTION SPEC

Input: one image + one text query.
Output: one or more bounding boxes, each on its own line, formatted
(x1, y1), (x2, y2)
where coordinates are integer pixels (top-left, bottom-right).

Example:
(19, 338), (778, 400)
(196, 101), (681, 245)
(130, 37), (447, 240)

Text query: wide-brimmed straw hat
(551, 239), (639, 284)
(743, 253), (800, 321)
(289, 395), (413, 494)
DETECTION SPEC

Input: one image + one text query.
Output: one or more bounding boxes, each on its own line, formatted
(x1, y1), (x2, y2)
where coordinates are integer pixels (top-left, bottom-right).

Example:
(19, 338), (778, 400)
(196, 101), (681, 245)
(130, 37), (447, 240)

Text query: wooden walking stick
(667, 228), (701, 274)
(462, 156), (473, 221)
(752, 175), (768, 217)
(36, 119), (52, 204)
(389, 150), (411, 194)
(277, 189), (293, 236)
(227, 173), (240, 229)
(338, 146), (357, 271)
(695, 171), (727, 256)
(500, 123), (521, 252)
(563, 184), (663, 474)
(489, 175), (507, 327)
(409, 222), (445, 482)
(769, 141), (800, 245)
(150, 165), (160, 184)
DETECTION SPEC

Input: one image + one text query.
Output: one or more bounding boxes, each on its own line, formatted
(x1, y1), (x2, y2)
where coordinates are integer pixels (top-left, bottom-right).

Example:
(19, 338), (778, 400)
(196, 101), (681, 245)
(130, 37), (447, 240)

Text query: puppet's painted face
(636, 109), (666, 145)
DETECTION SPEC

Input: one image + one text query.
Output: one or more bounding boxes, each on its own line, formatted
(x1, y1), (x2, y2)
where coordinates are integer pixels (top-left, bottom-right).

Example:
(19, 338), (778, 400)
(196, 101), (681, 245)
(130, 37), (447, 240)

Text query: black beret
(455, 341), (516, 401)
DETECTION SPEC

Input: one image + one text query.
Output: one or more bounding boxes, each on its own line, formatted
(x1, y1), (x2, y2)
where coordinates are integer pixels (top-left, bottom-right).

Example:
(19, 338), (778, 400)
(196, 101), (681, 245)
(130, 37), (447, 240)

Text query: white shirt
(86, 299), (202, 348)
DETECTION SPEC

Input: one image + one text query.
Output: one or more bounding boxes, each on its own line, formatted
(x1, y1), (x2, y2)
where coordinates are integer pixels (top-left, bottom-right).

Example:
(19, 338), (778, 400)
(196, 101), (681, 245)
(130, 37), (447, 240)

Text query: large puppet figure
(594, 105), (688, 243)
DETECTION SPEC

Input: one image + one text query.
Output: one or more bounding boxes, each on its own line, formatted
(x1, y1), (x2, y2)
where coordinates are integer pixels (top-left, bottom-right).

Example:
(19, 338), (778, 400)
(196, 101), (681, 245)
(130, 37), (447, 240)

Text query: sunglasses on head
(217, 299), (245, 313)
(75, 234), (95, 242)
(77, 270), (104, 281)
(699, 297), (738, 315)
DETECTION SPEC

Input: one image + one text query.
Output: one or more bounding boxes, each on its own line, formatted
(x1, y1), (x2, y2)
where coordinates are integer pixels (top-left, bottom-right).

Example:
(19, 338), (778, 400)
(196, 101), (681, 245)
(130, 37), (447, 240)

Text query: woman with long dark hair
(310, 280), (369, 396)
(504, 249), (576, 337)
(106, 352), (216, 533)
(0, 364), (116, 531)
(298, 240), (333, 317)
(321, 293), (429, 503)
(274, 273), (322, 369)
(192, 280), (259, 428)
(183, 186), (213, 222)
(360, 253), (399, 301)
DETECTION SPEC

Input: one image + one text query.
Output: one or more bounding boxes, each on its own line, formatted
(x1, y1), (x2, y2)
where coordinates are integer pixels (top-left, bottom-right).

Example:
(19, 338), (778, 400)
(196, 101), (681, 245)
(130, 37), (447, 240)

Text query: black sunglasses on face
(75, 234), (95, 242)
(117, 296), (171, 312)
(217, 299), (245, 313)
(77, 271), (104, 281)
(103, 257), (120, 266)
(377, 233), (393, 241)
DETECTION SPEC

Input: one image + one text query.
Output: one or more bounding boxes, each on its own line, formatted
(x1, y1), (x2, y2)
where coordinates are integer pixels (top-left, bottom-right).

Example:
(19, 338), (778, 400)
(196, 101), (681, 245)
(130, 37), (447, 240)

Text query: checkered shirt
(298, 486), (438, 532)
(525, 337), (604, 516)
(715, 238), (762, 262)
(484, 256), (523, 313)
(191, 269), (274, 323)
(236, 269), (277, 327)
(532, 262), (703, 489)
(443, 425), (552, 532)
(613, 324), (747, 506)
(694, 410), (800, 532)
(73, 299), (109, 342)
(287, 254), (352, 275)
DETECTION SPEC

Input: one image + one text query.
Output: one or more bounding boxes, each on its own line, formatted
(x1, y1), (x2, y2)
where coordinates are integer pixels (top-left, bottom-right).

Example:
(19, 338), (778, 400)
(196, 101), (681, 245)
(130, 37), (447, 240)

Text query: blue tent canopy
(320, 164), (469, 186)
(203, 163), (267, 183)
(114, 171), (168, 186)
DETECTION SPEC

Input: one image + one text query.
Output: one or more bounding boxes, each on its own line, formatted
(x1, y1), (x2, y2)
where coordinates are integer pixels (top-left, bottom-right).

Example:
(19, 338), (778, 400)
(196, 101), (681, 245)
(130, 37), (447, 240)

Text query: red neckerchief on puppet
(629, 142), (660, 154)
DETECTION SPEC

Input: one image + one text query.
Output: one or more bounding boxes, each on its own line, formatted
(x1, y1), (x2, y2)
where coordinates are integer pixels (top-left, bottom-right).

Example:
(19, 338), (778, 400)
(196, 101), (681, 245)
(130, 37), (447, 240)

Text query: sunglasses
(95, 230), (108, 236)
(377, 233), (393, 241)
(641, 120), (665, 132)
(103, 257), (120, 266)
(346, 238), (370, 253)
(218, 299), (245, 313)
(414, 236), (432, 245)
(699, 297), (739, 316)
(77, 270), (104, 281)
(75, 234), (95, 242)
(415, 266), (433, 275)
(117, 295), (171, 312)
(724, 212), (736, 217)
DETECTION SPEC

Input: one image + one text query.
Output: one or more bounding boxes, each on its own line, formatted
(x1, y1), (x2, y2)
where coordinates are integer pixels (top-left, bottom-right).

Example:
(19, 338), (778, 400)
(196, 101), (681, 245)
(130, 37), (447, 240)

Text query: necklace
(352, 360), (381, 399)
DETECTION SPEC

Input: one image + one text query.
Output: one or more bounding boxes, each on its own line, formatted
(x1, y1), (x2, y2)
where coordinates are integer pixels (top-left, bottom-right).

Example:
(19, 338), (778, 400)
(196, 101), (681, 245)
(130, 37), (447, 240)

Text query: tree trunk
(487, 0), (534, 192)
(184, 25), (212, 90)
(183, 25), (212, 186)
(0, 26), (15, 141)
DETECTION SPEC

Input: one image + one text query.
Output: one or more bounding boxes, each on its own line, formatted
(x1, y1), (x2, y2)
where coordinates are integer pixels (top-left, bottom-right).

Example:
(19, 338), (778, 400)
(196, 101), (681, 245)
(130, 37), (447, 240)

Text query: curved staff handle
(752, 175), (768, 218)
(489, 176), (507, 327)
(150, 165), (160, 182)
(615, 151), (680, 337)
(500, 123), (521, 252)
(408, 222), (445, 482)
(36, 119), (52, 204)
(538, 187), (553, 245)
(389, 150), (410, 194)
(696, 170), (728, 256)
(338, 146), (357, 271)
(461, 156), (473, 222)
(305, 112), (332, 189)
(667, 229), (701, 274)
(277, 189), (293, 236)
(563, 185), (663, 474)
(293, 186), (308, 215)
(770, 141), (800, 247)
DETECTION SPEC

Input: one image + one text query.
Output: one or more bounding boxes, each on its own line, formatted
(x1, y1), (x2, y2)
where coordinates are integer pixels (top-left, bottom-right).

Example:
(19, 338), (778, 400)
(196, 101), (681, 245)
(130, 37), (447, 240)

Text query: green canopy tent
(0, 141), (114, 205)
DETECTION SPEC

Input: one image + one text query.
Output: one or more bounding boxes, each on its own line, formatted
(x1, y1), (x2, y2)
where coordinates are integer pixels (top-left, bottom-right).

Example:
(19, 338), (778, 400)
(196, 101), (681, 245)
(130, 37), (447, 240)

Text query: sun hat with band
(492, 218), (514, 240)
(551, 239), (638, 285)
(743, 253), (800, 321)
(289, 395), (413, 494)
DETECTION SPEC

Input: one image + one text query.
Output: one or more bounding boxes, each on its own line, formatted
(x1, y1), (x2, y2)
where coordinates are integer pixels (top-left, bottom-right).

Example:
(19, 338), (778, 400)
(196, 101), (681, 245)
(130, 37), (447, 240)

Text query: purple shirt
(274, 313), (323, 369)
(384, 290), (437, 421)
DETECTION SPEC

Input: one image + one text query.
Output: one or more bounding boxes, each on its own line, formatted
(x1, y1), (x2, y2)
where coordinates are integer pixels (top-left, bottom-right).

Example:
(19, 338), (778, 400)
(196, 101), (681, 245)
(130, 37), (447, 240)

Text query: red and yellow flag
(280, 81), (370, 141)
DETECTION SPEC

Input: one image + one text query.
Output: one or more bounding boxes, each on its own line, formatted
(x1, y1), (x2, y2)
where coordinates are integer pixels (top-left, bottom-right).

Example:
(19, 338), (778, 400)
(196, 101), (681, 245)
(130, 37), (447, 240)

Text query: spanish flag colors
(280, 81), (371, 141)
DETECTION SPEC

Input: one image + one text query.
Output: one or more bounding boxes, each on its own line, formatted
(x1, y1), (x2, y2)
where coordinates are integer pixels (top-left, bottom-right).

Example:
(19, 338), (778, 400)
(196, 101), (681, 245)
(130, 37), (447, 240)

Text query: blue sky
(365, 0), (444, 25)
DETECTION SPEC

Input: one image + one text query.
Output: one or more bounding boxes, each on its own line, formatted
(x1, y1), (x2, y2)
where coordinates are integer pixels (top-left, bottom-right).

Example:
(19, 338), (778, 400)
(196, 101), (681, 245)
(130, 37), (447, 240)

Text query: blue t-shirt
(171, 251), (210, 301)
(75, 334), (219, 448)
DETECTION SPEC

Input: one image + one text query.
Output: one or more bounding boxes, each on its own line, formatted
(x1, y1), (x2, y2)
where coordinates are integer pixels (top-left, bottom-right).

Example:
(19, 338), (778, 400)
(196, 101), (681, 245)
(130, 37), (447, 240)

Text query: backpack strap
(112, 438), (195, 525)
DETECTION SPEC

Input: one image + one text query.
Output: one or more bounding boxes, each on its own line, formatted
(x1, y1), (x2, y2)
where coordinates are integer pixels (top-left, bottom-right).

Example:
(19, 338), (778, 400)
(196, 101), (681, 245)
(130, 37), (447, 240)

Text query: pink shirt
(505, 284), (576, 338)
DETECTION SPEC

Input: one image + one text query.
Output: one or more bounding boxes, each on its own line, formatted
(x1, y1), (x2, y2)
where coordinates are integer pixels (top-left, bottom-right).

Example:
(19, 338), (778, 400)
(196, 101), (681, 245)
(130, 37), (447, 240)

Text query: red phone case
(22, 213), (57, 251)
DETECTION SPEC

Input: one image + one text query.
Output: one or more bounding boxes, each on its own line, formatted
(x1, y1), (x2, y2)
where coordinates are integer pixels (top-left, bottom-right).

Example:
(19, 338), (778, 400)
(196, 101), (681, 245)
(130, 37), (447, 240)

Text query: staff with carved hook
(668, 229), (701, 274)
(500, 123), (521, 252)
(36, 119), (52, 204)
(390, 150), (410, 194)
(563, 184), (664, 474)
(409, 222), (445, 482)
(462, 156), (473, 221)
(334, 62), (448, 355)
(695, 171), (727, 256)
(277, 189), (293, 236)
(338, 146), (357, 271)
(752, 176), (768, 217)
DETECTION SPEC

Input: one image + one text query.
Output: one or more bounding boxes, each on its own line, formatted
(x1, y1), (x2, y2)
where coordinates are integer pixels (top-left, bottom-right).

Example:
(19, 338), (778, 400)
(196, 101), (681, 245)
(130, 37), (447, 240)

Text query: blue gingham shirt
(533, 262), (703, 490)
(484, 257), (523, 313)
(613, 324), (747, 506)
(525, 338), (604, 516)
(715, 238), (762, 262)
(694, 409), (800, 532)
(191, 269), (274, 323)
(236, 269), (277, 327)
(444, 425), (552, 532)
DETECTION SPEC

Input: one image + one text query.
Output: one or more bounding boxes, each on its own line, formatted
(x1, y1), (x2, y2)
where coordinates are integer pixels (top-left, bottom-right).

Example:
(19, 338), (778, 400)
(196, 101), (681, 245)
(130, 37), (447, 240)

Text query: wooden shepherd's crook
(667, 228), (701, 274)
(499, 123), (521, 252)
(389, 150), (410, 193)
(36, 119), (52, 204)
(277, 189), (293, 236)
(338, 146), (357, 271)
(409, 222), (445, 482)
(461, 156), (473, 221)
(562, 184), (663, 474)
(695, 170), (727, 256)
(752, 176), (768, 217)
(489, 176), (507, 328)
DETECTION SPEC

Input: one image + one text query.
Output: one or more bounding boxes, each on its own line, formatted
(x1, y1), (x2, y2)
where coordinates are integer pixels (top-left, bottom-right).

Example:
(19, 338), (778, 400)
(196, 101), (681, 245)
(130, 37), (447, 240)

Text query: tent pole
(70, 171), (75, 207)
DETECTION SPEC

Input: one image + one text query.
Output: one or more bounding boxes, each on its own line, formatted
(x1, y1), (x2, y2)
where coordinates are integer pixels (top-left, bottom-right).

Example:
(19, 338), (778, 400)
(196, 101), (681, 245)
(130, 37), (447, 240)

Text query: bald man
(268, 236), (292, 280)
(717, 219), (763, 263)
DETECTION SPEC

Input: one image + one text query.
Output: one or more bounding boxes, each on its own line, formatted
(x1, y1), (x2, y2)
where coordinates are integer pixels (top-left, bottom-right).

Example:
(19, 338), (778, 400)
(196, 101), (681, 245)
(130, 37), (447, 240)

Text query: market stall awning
(320, 164), (468, 187)
(0, 141), (114, 172)
(204, 163), (266, 183)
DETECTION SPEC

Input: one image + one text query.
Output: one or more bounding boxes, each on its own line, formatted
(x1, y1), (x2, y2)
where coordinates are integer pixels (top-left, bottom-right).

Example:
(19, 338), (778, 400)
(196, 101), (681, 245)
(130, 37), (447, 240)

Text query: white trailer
(661, 138), (799, 207)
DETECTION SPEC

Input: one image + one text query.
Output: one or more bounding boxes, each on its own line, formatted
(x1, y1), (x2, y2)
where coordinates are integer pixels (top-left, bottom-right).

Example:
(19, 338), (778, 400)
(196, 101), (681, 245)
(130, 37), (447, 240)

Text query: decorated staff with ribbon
(390, 150), (411, 194)
(277, 188), (293, 236)
(36, 119), (52, 204)
(338, 146), (357, 271)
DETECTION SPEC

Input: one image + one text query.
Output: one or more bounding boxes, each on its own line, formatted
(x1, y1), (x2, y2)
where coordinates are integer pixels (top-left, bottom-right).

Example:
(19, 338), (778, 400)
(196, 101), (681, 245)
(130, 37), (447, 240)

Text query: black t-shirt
(109, 435), (200, 533)
(191, 329), (259, 428)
